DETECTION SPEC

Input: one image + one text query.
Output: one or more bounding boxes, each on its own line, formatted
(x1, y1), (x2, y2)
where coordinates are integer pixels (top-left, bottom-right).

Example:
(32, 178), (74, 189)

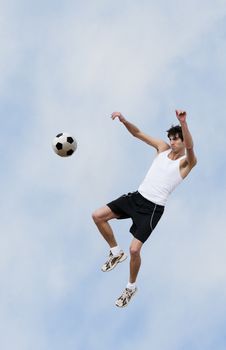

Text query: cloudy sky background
(1, 0), (226, 349)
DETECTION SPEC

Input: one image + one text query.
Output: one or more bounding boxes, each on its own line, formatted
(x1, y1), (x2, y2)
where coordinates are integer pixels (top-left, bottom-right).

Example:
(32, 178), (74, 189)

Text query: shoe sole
(101, 253), (127, 272)
(115, 288), (138, 308)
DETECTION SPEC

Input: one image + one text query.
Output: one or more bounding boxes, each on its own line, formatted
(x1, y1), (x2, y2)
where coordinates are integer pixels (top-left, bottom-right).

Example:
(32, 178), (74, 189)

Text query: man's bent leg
(92, 205), (127, 272)
(92, 205), (119, 247)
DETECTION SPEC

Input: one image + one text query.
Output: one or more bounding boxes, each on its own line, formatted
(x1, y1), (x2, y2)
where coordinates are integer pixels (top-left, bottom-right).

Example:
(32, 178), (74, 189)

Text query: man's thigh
(94, 205), (120, 221)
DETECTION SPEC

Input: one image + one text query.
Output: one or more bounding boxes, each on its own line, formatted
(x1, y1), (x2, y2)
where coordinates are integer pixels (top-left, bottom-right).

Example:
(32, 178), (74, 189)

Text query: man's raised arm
(111, 111), (169, 153)
(176, 109), (197, 168)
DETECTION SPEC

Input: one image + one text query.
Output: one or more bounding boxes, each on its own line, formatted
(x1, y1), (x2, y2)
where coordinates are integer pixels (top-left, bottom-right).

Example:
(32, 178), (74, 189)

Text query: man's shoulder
(157, 145), (170, 154)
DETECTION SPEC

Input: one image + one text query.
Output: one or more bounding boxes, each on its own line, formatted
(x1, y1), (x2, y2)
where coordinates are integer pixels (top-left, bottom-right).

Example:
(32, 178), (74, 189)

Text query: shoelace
(104, 252), (114, 268)
(105, 252), (121, 268)
(119, 288), (132, 301)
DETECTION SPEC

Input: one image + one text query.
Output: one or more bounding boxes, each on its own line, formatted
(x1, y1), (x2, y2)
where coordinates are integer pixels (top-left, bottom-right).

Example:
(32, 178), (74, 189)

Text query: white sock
(110, 245), (121, 256)
(127, 282), (136, 290)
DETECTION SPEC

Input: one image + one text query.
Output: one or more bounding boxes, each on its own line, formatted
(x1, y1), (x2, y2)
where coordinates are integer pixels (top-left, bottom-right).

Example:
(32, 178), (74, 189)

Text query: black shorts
(107, 191), (164, 243)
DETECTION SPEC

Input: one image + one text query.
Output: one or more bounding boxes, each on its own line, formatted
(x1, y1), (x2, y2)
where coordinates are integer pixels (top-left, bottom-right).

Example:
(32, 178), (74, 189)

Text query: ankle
(127, 282), (136, 290)
(110, 245), (121, 256)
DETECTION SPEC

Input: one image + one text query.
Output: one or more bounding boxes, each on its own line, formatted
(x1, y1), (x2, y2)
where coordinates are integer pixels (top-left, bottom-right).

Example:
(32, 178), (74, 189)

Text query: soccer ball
(52, 132), (77, 157)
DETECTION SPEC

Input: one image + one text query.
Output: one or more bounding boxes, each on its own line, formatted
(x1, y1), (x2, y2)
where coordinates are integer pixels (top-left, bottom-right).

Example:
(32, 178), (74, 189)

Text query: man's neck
(168, 150), (185, 160)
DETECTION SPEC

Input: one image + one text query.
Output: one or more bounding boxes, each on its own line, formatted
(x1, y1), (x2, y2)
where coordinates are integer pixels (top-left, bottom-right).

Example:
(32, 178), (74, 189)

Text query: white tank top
(138, 149), (185, 206)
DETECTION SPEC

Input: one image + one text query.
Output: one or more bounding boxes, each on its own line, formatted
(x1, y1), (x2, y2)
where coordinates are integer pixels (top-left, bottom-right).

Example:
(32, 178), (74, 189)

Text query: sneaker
(115, 287), (138, 308)
(101, 250), (127, 272)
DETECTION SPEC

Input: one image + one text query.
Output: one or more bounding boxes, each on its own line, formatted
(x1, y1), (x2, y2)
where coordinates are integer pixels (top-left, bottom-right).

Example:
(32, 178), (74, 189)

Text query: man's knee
(130, 246), (141, 258)
(92, 210), (102, 224)
(130, 239), (143, 257)
(92, 206), (113, 224)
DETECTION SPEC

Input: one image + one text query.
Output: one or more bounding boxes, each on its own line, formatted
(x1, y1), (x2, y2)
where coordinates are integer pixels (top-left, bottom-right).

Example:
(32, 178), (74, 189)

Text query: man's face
(169, 133), (184, 152)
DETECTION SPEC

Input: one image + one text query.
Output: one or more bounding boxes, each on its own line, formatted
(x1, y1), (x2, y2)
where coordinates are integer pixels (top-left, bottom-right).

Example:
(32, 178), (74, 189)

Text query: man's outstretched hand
(176, 110), (187, 123)
(111, 112), (126, 123)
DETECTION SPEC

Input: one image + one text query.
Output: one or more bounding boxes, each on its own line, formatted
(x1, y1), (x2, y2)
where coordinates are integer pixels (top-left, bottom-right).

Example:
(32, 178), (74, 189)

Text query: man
(92, 110), (197, 308)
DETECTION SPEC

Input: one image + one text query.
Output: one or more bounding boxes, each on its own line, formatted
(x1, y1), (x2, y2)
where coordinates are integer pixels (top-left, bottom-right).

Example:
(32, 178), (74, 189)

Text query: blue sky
(1, 1), (226, 349)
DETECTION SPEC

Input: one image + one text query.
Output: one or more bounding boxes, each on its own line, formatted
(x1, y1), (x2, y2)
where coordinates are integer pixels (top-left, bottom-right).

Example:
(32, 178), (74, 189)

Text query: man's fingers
(111, 112), (122, 121)
(176, 109), (186, 116)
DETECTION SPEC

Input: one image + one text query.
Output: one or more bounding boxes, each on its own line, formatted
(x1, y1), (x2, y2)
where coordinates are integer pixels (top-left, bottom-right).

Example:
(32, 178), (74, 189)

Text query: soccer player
(92, 110), (197, 308)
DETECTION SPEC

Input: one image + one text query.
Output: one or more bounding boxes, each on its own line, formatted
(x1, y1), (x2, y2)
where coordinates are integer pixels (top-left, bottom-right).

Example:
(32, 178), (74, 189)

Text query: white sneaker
(115, 287), (138, 308)
(101, 250), (127, 272)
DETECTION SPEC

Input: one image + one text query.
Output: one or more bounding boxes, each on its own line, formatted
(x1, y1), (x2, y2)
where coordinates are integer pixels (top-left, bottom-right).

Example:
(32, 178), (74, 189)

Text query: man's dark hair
(166, 125), (183, 141)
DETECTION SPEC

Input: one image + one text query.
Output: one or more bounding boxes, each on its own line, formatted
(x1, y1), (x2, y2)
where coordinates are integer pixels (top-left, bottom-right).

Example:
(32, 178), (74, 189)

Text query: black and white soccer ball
(52, 132), (77, 157)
